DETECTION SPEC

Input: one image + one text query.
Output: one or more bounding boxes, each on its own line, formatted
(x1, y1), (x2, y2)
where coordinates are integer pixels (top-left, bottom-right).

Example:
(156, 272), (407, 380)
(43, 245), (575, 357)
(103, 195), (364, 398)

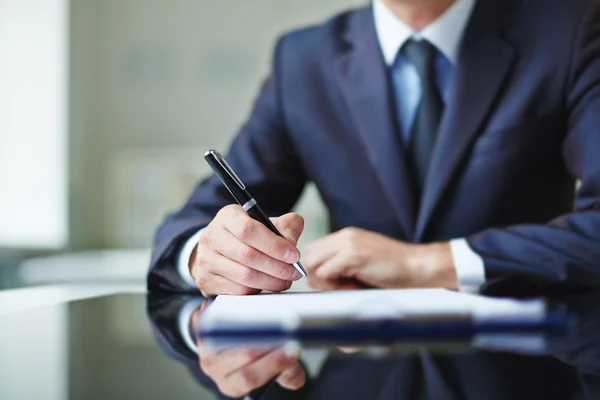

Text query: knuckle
(194, 257), (215, 281)
(198, 228), (212, 247)
(217, 205), (243, 227)
(345, 228), (363, 248)
(220, 204), (242, 217)
(343, 227), (358, 240)
(235, 220), (257, 241)
(214, 207), (229, 221)
(195, 273), (211, 292)
(239, 245), (259, 265)
(268, 240), (286, 258)
(239, 267), (257, 285)
(194, 250), (208, 267)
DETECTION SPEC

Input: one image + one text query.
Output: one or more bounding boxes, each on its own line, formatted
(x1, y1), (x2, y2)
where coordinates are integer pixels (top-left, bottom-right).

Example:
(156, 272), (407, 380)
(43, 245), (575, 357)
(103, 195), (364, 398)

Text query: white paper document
(199, 288), (545, 329)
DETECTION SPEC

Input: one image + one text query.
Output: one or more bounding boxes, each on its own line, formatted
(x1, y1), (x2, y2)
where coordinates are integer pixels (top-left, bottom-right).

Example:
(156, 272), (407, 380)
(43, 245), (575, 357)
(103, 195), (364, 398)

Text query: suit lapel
(335, 9), (417, 240)
(415, 0), (519, 241)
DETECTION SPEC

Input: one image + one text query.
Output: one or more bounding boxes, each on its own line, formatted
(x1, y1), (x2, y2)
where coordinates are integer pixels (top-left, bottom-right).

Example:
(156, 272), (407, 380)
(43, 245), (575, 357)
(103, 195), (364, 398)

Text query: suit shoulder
(277, 7), (367, 56)
(504, 0), (598, 45)
(560, 0), (600, 12)
(523, 0), (599, 22)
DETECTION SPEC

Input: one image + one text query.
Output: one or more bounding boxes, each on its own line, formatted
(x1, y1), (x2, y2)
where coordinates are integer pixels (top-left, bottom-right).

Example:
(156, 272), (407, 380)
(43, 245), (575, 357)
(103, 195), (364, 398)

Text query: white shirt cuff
(177, 298), (207, 354)
(177, 229), (205, 289)
(450, 238), (485, 293)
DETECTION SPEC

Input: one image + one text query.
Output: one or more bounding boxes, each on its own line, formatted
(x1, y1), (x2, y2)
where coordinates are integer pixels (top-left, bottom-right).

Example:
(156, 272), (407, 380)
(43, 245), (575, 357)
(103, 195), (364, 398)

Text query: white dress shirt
(177, 0), (484, 293)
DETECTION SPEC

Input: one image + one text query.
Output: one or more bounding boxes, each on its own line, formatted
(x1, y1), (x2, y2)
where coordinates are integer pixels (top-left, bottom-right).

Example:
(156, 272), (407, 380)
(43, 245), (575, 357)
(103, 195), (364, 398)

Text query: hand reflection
(192, 304), (307, 398)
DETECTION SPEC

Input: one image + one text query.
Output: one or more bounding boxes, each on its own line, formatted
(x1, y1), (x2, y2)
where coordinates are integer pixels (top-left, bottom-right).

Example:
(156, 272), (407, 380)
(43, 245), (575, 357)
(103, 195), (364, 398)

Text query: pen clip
(210, 150), (246, 190)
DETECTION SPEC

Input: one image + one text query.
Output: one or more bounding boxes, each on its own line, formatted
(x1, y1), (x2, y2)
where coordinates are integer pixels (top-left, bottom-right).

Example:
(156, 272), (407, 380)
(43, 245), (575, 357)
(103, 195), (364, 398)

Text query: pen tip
(294, 262), (308, 278)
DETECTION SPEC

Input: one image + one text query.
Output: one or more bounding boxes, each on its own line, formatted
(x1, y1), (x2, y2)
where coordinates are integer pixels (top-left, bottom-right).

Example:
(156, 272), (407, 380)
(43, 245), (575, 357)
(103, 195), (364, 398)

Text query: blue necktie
(402, 39), (444, 192)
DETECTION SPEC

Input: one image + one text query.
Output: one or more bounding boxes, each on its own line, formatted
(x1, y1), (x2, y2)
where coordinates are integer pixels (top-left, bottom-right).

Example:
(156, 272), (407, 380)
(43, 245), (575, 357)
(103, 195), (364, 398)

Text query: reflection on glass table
(147, 292), (600, 400)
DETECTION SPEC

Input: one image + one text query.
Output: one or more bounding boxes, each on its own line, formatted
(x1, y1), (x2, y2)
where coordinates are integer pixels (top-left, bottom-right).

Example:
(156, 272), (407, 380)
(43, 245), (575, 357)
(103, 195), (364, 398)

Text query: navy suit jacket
(149, 0), (600, 293)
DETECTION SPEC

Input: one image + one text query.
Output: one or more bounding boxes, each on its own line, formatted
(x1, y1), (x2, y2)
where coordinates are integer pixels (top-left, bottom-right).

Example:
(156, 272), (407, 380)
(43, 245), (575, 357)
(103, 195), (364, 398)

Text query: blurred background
(1, 1), (365, 398)
(0, 0), (365, 288)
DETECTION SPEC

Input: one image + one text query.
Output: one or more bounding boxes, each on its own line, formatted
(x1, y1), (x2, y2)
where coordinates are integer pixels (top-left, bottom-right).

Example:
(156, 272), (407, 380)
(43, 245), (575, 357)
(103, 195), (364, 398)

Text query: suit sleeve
(147, 36), (308, 292)
(467, 4), (600, 294)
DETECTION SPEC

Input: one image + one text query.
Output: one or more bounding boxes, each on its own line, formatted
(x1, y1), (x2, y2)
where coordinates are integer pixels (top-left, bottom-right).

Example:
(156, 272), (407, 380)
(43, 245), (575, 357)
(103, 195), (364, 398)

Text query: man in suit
(149, 0), (600, 296)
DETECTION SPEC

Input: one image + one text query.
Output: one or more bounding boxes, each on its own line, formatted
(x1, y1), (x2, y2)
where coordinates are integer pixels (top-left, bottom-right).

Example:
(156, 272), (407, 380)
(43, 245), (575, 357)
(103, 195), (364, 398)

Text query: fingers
(276, 362), (306, 391)
(203, 347), (300, 398)
(208, 251), (293, 293)
(225, 348), (300, 397)
(194, 264), (261, 297)
(222, 207), (300, 264)
(192, 206), (306, 295)
(304, 228), (368, 291)
(313, 253), (353, 283)
(304, 233), (341, 272)
(304, 233), (348, 289)
(211, 228), (301, 282)
(305, 239), (361, 291)
(199, 347), (272, 378)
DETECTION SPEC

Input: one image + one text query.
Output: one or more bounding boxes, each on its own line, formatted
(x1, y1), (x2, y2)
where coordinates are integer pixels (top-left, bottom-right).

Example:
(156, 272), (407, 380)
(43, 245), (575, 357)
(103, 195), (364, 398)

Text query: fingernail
(283, 341), (301, 358)
(292, 270), (302, 280)
(283, 249), (299, 263)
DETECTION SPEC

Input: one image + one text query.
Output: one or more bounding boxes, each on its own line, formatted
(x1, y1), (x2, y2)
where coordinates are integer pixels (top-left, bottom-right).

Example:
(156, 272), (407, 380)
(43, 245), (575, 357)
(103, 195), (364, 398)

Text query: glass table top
(1, 287), (599, 400)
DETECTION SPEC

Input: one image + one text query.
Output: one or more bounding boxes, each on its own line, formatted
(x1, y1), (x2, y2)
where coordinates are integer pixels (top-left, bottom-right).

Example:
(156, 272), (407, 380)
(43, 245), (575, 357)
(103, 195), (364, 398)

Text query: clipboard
(196, 289), (570, 348)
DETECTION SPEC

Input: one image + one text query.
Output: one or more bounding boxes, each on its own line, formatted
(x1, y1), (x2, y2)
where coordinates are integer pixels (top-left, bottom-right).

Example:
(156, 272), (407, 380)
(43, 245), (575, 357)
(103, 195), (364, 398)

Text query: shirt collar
(373, 0), (476, 66)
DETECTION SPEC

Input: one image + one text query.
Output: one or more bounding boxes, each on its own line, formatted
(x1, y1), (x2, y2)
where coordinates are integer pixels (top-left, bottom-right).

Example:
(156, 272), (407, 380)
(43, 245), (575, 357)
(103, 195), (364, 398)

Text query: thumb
(271, 213), (304, 246)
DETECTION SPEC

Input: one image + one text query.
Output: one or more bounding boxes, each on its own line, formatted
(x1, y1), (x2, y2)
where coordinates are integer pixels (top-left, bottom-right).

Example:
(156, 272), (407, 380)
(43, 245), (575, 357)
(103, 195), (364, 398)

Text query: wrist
(410, 242), (458, 290)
